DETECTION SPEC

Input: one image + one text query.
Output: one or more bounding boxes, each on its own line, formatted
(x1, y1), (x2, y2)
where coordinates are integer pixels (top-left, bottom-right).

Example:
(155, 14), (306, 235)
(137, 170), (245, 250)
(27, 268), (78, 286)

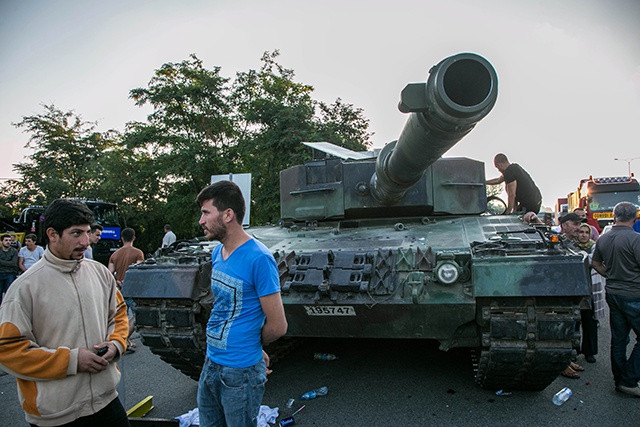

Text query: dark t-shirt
(502, 163), (542, 213)
(0, 247), (19, 274)
(592, 225), (640, 297)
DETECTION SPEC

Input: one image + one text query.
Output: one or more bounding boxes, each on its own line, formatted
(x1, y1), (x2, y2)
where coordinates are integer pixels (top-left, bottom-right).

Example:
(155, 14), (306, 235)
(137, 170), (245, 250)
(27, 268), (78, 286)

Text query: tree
(10, 104), (118, 204)
(314, 97), (372, 152)
(96, 144), (170, 253)
(124, 50), (371, 229)
(486, 184), (504, 198)
(231, 51), (372, 223)
(3, 52), (373, 248)
(0, 179), (26, 217)
(125, 54), (237, 240)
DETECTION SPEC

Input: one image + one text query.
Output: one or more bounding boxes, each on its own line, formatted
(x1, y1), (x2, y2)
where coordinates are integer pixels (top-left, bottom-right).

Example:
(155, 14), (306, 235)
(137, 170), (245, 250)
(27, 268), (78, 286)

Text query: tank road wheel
(474, 297), (580, 391)
(134, 298), (210, 381)
(135, 298), (301, 380)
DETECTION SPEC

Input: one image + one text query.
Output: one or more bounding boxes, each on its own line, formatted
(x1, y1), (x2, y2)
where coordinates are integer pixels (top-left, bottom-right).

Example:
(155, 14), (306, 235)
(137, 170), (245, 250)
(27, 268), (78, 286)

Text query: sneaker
(616, 384), (640, 397)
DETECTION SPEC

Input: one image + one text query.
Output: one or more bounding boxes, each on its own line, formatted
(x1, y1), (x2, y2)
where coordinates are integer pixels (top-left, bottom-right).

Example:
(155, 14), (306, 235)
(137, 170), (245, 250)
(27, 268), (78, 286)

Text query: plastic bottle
(314, 353), (338, 361)
(300, 386), (328, 400)
(552, 387), (572, 406)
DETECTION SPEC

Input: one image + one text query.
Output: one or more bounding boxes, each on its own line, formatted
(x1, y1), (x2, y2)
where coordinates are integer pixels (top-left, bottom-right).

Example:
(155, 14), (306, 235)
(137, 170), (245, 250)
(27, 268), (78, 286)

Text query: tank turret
(280, 52), (498, 221)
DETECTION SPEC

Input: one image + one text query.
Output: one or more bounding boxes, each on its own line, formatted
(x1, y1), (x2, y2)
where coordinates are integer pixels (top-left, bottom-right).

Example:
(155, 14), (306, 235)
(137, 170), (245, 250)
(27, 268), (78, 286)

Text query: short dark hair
(1, 234), (10, 241)
(164, 224), (171, 231)
(44, 199), (94, 242)
(196, 181), (246, 225)
(494, 153), (508, 164)
(25, 233), (37, 242)
(121, 227), (136, 242)
(90, 224), (104, 232)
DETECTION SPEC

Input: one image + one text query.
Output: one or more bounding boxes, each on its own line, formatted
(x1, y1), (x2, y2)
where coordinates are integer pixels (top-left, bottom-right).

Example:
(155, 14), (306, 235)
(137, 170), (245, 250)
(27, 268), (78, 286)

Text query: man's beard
(205, 217), (226, 242)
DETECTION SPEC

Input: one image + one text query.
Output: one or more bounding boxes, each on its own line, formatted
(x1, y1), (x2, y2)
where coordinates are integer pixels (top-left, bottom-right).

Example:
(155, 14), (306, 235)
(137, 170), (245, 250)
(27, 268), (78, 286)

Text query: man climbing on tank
(487, 153), (542, 214)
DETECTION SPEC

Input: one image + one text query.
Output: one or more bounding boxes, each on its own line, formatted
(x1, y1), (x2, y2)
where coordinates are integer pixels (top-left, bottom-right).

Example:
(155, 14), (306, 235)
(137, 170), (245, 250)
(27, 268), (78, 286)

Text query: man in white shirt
(18, 234), (44, 272)
(83, 224), (103, 259)
(162, 224), (176, 248)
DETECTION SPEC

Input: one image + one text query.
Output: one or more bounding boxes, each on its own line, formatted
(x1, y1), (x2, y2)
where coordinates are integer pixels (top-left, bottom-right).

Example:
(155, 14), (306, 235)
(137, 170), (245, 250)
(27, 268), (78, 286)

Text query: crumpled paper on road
(257, 405), (279, 426)
(176, 407), (199, 427)
(176, 405), (279, 427)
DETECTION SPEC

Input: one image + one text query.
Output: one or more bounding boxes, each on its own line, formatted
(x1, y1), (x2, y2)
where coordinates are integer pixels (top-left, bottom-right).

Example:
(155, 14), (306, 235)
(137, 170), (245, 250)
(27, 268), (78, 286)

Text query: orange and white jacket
(0, 249), (128, 426)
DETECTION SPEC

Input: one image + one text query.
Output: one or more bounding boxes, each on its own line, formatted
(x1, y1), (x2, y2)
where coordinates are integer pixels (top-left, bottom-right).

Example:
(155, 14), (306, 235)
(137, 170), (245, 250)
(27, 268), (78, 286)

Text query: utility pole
(614, 157), (640, 177)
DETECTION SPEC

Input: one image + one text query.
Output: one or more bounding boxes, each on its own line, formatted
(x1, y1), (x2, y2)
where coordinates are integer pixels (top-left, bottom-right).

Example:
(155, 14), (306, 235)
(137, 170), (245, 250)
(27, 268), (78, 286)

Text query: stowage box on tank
(124, 53), (590, 391)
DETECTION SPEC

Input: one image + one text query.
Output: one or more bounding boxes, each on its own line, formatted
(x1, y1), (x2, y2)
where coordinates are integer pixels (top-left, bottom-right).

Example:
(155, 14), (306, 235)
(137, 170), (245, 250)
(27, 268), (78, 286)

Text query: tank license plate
(304, 305), (356, 316)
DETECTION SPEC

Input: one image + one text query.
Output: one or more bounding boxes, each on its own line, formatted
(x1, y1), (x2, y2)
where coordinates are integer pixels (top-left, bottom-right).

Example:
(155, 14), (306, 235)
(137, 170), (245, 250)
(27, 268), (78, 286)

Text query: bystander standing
(84, 224), (104, 260)
(575, 223), (603, 363)
(0, 234), (19, 304)
(196, 180), (287, 427)
(592, 201), (640, 397)
(108, 227), (144, 353)
(573, 207), (600, 241)
(162, 224), (176, 249)
(17, 233), (44, 272)
(0, 199), (130, 426)
(9, 234), (21, 250)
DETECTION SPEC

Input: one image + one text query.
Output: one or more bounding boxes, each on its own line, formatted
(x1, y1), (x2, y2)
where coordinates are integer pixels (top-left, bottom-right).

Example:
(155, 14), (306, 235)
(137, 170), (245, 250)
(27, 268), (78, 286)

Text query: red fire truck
(567, 176), (640, 232)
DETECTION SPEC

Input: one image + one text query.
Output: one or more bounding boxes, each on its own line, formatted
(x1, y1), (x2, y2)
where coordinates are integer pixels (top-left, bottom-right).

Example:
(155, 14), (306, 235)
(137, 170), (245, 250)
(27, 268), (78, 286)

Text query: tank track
(474, 297), (581, 391)
(135, 299), (208, 381)
(134, 298), (299, 380)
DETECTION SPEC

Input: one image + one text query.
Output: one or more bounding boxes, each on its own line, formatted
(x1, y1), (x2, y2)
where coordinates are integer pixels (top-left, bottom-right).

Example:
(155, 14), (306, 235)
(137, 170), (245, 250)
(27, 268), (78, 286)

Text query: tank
(123, 53), (590, 391)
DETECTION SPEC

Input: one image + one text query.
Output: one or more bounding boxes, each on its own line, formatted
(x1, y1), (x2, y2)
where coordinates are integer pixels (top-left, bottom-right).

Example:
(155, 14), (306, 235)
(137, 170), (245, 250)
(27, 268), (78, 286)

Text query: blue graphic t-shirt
(205, 238), (280, 368)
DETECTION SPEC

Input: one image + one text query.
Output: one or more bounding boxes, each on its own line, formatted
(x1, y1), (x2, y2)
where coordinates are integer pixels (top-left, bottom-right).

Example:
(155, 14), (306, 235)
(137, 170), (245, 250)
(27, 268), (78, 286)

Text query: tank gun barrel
(371, 53), (498, 205)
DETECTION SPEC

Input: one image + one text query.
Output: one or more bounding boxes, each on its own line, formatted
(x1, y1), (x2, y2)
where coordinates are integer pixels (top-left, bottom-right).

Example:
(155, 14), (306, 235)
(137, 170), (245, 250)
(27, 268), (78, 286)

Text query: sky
(1, 0), (639, 209)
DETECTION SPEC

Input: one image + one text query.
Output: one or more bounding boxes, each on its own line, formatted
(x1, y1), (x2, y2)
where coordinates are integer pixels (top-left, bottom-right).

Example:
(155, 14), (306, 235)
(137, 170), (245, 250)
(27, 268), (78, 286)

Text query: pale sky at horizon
(1, 0), (639, 209)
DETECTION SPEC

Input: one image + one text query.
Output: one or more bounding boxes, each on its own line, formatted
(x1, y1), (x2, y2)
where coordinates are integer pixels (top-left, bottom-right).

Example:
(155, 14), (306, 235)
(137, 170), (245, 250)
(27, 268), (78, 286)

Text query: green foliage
(122, 54), (239, 246)
(486, 184), (504, 198)
(1, 51), (372, 247)
(10, 104), (119, 204)
(0, 179), (27, 217)
(231, 51), (372, 223)
(128, 54), (236, 193)
(96, 144), (169, 253)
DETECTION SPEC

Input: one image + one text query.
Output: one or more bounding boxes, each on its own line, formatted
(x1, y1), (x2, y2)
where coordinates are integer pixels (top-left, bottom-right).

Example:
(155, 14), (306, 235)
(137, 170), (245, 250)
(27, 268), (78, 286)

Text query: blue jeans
(197, 356), (267, 427)
(0, 273), (16, 303)
(606, 293), (640, 387)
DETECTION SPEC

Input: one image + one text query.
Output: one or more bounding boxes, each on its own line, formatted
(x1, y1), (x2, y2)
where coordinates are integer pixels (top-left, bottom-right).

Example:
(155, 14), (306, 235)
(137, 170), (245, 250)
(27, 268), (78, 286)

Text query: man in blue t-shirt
(196, 180), (287, 427)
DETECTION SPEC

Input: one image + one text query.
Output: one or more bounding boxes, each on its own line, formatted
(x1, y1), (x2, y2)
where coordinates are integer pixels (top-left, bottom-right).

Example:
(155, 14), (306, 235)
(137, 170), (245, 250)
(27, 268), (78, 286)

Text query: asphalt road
(1, 313), (637, 427)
